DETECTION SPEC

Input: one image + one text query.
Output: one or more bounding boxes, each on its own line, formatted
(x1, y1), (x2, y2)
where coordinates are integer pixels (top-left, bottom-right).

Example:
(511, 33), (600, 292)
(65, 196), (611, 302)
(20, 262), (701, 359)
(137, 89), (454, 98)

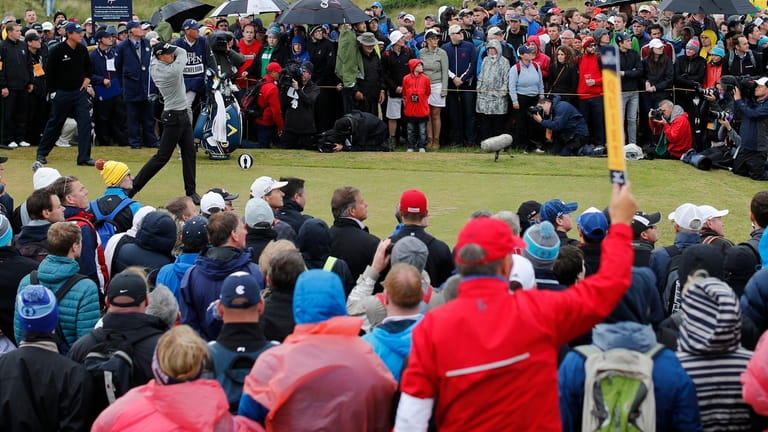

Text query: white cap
(668, 203), (703, 231)
(200, 191), (226, 215)
(42, 21), (53, 31)
(509, 254), (536, 290)
(84, 17), (93, 24)
(403, 14), (415, 22)
(244, 198), (275, 228)
(638, 5), (652, 12)
(756, 77), (768, 87)
(698, 205), (729, 221)
(33, 167), (62, 190)
(648, 38), (664, 49)
(389, 30), (404, 45)
(249, 176), (288, 198)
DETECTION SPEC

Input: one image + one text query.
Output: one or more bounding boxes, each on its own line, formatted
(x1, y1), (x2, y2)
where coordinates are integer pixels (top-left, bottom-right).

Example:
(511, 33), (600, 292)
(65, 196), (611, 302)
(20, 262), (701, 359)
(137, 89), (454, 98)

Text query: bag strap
(644, 343), (665, 358)
(573, 344), (601, 358)
(105, 198), (135, 221)
(323, 256), (338, 272)
(664, 245), (680, 258)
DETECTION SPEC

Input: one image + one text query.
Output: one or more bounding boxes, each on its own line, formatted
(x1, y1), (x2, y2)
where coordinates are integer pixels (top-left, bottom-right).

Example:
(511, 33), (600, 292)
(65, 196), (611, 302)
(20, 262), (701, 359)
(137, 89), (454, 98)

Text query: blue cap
(17, 285), (59, 335)
(126, 20), (141, 31)
(540, 199), (578, 223)
(517, 44), (533, 56)
(182, 18), (201, 30)
(371, 1), (383, 7)
(65, 22), (83, 33)
(576, 208), (609, 242)
(615, 31), (631, 42)
(220, 271), (263, 308)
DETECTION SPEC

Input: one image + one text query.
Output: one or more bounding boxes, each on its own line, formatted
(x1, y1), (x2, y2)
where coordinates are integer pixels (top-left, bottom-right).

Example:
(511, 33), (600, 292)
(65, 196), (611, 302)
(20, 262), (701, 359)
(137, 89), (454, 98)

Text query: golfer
(130, 42), (200, 204)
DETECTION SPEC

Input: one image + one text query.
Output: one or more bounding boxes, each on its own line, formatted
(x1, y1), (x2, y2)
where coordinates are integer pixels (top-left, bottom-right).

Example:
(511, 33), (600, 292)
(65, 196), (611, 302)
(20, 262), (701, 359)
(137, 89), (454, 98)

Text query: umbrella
(657, 0), (755, 15)
(277, 0), (370, 25)
(210, 0), (284, 16)
(150, 0), (214, 31)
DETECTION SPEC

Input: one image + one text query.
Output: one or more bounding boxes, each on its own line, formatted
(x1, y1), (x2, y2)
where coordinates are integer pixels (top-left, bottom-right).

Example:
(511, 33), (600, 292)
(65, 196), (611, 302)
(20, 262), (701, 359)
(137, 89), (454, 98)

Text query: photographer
(733, 76), (768, 180)
(318, 110), (389, 152)
(281, 62), (320, 150)
(530, 96), (594, 156)
(648, 100), (692, 159)
(206, 31), (245, 80)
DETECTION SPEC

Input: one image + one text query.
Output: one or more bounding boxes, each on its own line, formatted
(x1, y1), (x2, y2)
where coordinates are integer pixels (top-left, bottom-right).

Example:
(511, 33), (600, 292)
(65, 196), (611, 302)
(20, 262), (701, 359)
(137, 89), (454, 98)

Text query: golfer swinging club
(130, 41), (200, 204)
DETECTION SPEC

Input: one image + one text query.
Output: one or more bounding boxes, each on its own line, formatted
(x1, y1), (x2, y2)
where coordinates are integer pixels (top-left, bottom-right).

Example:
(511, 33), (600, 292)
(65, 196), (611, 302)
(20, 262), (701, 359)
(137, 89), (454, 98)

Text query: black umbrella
(657, 0), (755, 15)
(277, 0), (370, 25)
(150, 0), (214, 31)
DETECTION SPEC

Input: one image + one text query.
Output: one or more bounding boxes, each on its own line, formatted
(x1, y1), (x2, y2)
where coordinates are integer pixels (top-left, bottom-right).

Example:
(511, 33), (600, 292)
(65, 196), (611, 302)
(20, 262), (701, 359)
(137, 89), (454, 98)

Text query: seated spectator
(239, 270), (397, 429)
(91, 325), (261, 431)
(200, 191), (226, 218)
(156, 215), (208, 299)
(0, 285), (94, 429)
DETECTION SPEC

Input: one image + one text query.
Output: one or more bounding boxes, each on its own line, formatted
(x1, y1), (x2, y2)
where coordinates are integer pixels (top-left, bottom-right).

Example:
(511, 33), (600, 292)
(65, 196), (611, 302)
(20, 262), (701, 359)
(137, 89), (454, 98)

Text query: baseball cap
(448, 24), (462, 35)
(244, 197), (274, 228)
(425, 28), (440, 39)
(41, 21), (53, 31)
(16, 285), (59, 334)
(0, 156), (6, 164)
(455, 216), (515, 265)
(668, 203), (703, 231)
(266, 62), (282, 73)
(107, 272), (148, 307)
(220, 271), (262, 308)
(540, 199), (578, 224)
(581, 36), (596, 47)
(30, 22), (43, 32)
(403, 14), (415, 22)
(117, 24), (127, 33)
(459, 8), (473, 17)
(508, 13), (522, 21)
(208, 187), (239, 201)
(126, 20), (141, 31)
(615, 32), (631, 43)
(638, 5), (652, 12)
(371, 1), (383, 7)
(517, 200), (541, 222)
(182, 216), (208, 250)
(200, 191), (226, 215)
(182, 18), (201, 30)
(632, 16), (647, 26)
(648, 38), (664, 49)
(698, 205), (729, 221)
(84, 17), (93, 24)
(140, 21), (152, 30)
(65, 22), (83, 33)
(517, 44), (533, 55)
(399, 189), (428, 215)
(389, 30), (404, 45)
(632, 211), (661, 237)
(594, 13), (609, 21)
(152, 42), (176, 56)
(425, 14), (436, 21)
(487, 26), (504, 36)
(756, 77), (768, 86)
(250, 176), (288, 198)
(24, 32), (41, 42)
(576, 207), (609, 242)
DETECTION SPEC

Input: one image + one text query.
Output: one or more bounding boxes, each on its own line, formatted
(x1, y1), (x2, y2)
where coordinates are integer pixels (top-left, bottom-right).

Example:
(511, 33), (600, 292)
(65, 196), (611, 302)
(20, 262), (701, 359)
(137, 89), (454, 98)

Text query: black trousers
(132, 110), (197, 196)
(2, 89), (29, 144)
(25, 93), (48, 146)
(93, 96), (128, 146)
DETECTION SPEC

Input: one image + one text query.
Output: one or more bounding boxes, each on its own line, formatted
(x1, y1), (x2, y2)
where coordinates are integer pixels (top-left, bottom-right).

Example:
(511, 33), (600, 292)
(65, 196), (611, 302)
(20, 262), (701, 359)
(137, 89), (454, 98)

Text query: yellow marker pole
(601, 45), (626, 185)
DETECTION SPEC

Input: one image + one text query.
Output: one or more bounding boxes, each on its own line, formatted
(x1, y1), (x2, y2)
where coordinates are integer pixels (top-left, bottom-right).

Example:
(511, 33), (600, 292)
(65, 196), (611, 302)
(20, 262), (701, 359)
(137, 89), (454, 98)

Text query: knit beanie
(0, 214), (12, 247)
(686, 38), (700, 53)
(32, 165), (62, 190)
(16, 285), (59, 335)
(522, 221), (560, 268)
(96, 159), (130, 187)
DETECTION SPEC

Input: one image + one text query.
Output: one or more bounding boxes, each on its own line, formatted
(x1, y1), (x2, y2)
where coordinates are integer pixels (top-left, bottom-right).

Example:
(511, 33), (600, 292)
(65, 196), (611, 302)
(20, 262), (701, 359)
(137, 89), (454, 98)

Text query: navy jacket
(112, 211), (176, 275)
(173, 36), (208, 95)
(89, 46), (122, 101)
(115, 37), (152, 102)
(539, 96), (589, 137)
(441, 40), (477, 89)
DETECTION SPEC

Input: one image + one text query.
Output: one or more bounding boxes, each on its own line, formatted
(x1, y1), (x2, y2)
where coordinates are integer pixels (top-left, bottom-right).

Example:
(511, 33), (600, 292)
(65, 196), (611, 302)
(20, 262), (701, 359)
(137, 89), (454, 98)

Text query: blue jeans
(406, 119), (427, 150)
(446, 90), (476, 144)
(37, 89), (92, 164)
(622, 92), (639, 145)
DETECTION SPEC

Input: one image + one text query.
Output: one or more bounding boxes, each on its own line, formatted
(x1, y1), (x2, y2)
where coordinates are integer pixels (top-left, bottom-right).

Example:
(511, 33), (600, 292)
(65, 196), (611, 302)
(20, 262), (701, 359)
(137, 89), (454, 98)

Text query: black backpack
(661, 246), (683, 317)
(30, 270), (88, 355)
(241, 79), (266, 120)
(209, 340), (278, 412)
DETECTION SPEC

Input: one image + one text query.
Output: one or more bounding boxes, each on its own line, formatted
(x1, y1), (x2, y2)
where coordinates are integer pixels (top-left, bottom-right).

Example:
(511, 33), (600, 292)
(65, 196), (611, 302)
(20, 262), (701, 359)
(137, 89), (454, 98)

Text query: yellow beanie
(96, 159), (130, 187)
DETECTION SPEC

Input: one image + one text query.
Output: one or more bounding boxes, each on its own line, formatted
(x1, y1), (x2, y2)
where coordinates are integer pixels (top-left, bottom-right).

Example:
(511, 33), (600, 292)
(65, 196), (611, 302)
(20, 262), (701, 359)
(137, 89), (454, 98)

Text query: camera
(410, 94), (419, 102)
(697, 86), (717, 98)
(278, 62), (303, 89)
(208, 31), (234, 54)
(720, 74), (757, 100)
(528, 105), (544, 116)
(650, 108), (665, 121)
(708, 110), (732, 121)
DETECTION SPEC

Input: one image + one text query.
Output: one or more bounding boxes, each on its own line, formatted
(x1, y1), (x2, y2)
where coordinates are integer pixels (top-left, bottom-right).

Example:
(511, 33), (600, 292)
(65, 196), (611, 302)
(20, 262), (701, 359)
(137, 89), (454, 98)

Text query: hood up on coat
(678, 276), (742, 355)
(408, 58), (423, 73)
(135, 211), (177, 255)
(296, 218), (332, 268)
(293, 269), (347, 325)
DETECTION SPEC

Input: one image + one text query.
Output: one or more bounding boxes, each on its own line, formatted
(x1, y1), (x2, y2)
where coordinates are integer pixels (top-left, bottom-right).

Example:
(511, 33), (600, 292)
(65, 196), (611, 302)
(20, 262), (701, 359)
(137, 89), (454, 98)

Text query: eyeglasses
(60, 176), (72, 196)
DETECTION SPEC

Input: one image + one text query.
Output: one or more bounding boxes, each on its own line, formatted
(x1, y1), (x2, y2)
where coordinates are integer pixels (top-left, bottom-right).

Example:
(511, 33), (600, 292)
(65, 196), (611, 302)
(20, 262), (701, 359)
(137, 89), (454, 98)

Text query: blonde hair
(156, 325), (209, 381)
(258, 239), (297, 278)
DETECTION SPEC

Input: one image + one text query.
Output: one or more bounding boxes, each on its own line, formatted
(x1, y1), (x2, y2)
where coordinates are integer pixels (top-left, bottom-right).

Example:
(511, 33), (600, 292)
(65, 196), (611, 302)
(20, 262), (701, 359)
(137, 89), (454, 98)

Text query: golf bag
(194, 67), (242, 160)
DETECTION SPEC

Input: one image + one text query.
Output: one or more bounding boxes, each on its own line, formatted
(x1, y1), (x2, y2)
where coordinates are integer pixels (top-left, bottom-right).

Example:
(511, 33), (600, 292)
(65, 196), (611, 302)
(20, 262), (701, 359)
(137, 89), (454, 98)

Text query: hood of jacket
(604, 267), (661, 325)
(678, 276), (742, 354)
(37, 254), (79, 283)
(527, 34), (542, 50)
(369, 318), (421, 357)
(670, 104), (686, 122)
(292, 36), (307, 53)
(196, 246), (253, 280)
(296, 218), (332, 268)
(135, 211), (177, 254)
(17, 222), (50, 244)
(293, 269), (347, 324)
(140, 379), (231, 429)
(408, 58), (423, 73)
(592, 321), (658, 352)
(485, 39), (502, 62)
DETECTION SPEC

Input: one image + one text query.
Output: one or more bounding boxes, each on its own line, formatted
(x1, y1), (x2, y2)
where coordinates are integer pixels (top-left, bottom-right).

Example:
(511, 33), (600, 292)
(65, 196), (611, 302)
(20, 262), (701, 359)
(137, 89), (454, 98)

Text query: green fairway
(2, 146), (764, 246)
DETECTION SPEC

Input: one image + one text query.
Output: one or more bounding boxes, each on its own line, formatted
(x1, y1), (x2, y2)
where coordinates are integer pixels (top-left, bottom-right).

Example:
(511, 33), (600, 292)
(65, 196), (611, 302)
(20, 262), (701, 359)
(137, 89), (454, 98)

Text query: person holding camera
(733, 77), (768, 180)
(281, 62), (319, 150)
(402, 59), (431, 152)
(530, 95), (593, 156)
(648, 100), (692, 159)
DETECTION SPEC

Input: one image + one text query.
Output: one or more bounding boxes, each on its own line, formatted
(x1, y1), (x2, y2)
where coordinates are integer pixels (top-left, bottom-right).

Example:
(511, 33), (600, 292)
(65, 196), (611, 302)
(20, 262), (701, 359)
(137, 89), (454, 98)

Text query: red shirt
(237, 39), (263, 89)
(400, 224), (634, 431)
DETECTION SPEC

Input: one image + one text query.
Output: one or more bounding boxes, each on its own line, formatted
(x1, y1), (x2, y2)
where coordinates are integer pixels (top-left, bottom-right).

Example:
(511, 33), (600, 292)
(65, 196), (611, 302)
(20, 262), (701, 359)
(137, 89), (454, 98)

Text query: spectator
(174, 19), (208, 112)
(575, 207), (608, 276)
(275, 177), (312, 234)
(617, 32), (642, 146)
(329, 186), (380, 280)
(640, 38), (673, 148)
(632, 210), (662, 267)
(92, 159), (142, 235)
(540, 198), (580, 245)
(261, 249), (305, 342)
(253, 62), (284, 149)
(0, 285), (94, 430)
(250, 176), (295, 241)
(732, 77), (768, 180)
(156, 215), (208, 299)
(281, 61), (320, 150)
(68, 271), (167, 413)
(382, 30), (415, 149)
(0, 214), (38, 346)
(14, 221), (100, 350)
(576, 36), (605, 150)
(442, 24), (477, 147)
(509, 44), (544, 152)
(394, 184), (637, 430)
(476, 40), (510, 143)
(548, 45), (579, 107)
(111, 210), (176, 276)
(724, 191), (768, 296)
(91, 325), (260, 431)
(419, 29), (448, 150)
(698, 205), (734, 253)
(531, 95), (594, 156)
(180, 211), (264, 341)
(523, 220), (564, 290)
(116, 21), (157, 149)
(296, 218), (354, 295)
(14, 188), (65, 263)
(23, 29), (48, 148)
(90, 28), (129, 148)
(0, 22), (34, 149)
(240, 269), (396, 429)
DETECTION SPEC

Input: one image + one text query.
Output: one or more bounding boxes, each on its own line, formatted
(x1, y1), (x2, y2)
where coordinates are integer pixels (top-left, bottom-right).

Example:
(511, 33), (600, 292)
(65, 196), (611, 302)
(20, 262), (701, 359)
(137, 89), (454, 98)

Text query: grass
(1, 145), (763, 247)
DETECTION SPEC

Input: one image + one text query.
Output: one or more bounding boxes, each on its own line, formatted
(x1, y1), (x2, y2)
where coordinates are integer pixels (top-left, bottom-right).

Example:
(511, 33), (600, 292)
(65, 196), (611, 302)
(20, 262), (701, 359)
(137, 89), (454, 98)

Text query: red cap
(399, 189), (428, 215)
(455, 217), (515, 265)
(266, 62), (282, 73)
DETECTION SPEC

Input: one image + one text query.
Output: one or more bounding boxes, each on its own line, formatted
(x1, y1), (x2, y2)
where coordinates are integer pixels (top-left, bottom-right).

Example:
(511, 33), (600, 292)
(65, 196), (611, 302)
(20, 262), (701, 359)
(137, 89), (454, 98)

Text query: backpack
(90, 196), (136, 246)
(208, 341), (278, 412)
(83, 331), (157, 406)
(29, 270), (88, 355)
(516, 61), (540, 75)
(241, 79), (266, 120)
(661, 245), (683, 316)
(574, 344), (665, 432)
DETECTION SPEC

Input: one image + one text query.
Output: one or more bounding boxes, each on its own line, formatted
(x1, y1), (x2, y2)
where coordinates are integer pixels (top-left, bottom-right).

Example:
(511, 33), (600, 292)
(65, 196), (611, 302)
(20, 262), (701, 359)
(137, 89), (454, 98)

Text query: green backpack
(574, 344), (664, 432)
